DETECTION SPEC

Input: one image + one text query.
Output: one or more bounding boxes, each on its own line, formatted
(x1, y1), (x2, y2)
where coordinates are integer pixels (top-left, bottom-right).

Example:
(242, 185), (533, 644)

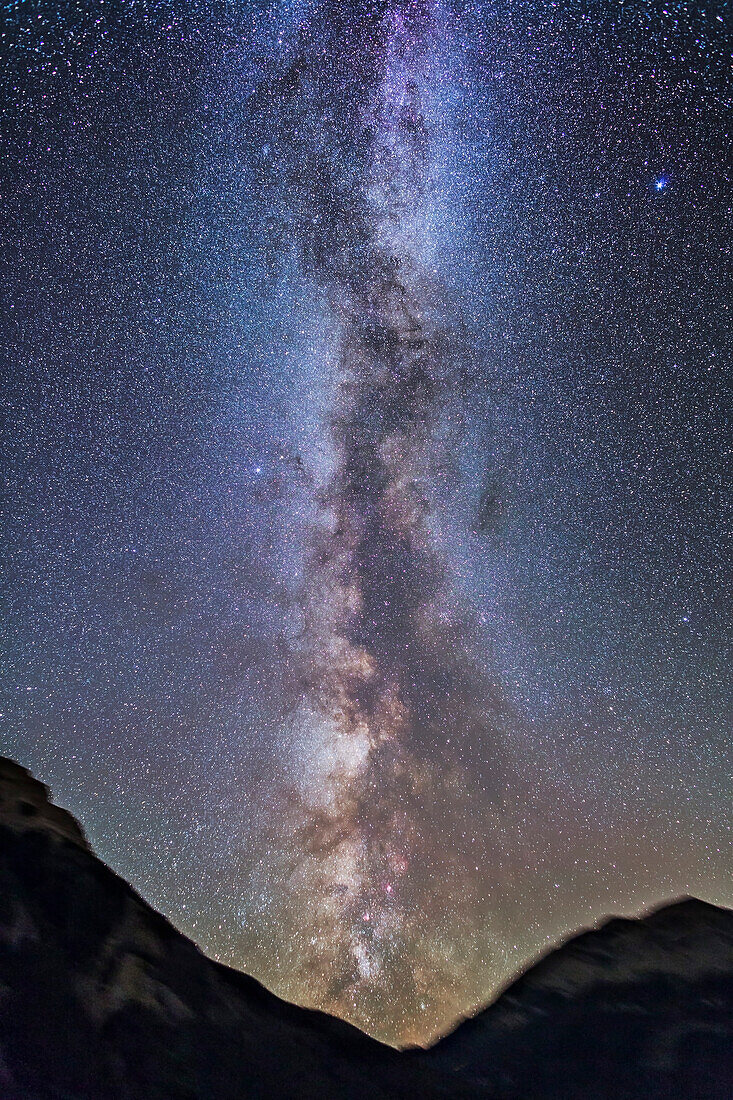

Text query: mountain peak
(0, 755), (89, 851)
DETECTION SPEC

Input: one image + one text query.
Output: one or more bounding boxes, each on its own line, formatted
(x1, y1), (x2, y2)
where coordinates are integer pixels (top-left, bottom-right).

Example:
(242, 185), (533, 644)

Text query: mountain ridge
(1, 755), (730, 1099)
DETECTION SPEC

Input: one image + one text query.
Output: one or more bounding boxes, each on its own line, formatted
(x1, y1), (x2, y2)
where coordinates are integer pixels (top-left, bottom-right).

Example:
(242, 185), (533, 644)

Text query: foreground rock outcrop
(0, 757), (89, 850)
(0, 756), (730, 1099)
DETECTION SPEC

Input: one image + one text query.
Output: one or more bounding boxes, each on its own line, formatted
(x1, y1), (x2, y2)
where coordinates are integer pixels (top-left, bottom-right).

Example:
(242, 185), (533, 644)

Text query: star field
(1, 0), (730, 1047)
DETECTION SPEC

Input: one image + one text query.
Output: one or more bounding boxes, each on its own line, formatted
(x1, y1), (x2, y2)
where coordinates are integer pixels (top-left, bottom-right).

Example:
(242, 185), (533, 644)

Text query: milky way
(246, 1), (525, 1040)
(2, 0), (730, 1049)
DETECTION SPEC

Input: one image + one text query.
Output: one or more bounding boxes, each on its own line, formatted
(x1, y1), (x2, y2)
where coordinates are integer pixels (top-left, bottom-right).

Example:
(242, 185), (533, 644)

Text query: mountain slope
(0, 760), (462, 1100)
(0, 756), (730, 1100)
(416, 897), (733, 1099)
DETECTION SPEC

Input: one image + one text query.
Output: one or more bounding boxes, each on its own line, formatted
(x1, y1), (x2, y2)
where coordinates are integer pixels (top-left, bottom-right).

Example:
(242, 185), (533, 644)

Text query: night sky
(2, 0), (730, 1047)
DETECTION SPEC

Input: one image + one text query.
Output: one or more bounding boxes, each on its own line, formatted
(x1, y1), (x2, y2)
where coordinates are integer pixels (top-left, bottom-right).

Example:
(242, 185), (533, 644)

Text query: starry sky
(2, 0), (730, 1047)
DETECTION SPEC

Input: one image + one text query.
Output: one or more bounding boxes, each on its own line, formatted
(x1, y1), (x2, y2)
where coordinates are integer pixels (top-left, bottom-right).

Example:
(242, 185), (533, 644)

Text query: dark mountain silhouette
(0, 756), (730, 1099)
(416, 897), (733, 1099)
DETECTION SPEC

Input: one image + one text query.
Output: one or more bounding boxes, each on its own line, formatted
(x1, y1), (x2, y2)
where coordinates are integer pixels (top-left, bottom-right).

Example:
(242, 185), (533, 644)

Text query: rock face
(0, 755), (731, 1100)
(0, 757), (89, 850)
